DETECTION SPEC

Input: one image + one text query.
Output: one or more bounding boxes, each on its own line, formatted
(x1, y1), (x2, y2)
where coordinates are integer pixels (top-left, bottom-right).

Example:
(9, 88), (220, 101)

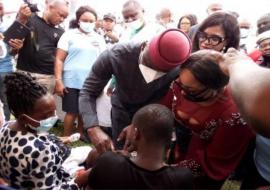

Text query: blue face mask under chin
(26, 115), (58, 133)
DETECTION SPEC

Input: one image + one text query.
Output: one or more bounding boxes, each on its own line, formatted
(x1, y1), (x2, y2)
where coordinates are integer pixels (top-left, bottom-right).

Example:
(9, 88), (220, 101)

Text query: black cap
(103, 13), (116, 22)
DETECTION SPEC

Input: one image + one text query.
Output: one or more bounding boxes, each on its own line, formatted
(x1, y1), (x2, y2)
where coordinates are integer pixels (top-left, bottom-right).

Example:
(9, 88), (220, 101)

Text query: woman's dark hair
(177, 14), (198, 29)
(181, 50), (229, 90)
(192, 11), (240, 52)
(69, 6), (97, 29)
(4, 72), (47, 118)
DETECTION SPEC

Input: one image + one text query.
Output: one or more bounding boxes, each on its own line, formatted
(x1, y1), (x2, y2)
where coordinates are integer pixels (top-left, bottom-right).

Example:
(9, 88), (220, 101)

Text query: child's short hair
(132, 104), (174, 147)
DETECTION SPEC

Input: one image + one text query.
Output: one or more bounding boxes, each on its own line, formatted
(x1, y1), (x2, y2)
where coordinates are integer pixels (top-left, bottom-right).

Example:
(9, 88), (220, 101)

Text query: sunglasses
(197, 31), (225, 46)
(174, 81), (208, 97)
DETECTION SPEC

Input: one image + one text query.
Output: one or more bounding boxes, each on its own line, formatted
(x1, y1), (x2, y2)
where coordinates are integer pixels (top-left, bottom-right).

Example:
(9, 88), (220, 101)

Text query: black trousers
(111, 105), (133, 149)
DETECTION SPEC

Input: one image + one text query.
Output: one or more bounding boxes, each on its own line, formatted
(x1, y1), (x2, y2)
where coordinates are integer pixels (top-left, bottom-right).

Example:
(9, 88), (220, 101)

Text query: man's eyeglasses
(197, 31), (225, 46)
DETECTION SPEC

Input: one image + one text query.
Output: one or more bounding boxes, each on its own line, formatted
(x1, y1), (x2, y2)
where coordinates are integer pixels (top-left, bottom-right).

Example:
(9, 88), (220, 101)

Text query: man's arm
(221, 48), (270, 137)
(79, 50), (114, 150)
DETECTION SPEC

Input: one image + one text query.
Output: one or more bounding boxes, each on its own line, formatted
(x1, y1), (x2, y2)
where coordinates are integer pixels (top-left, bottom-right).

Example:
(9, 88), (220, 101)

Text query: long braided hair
(4, 72), (47, 118)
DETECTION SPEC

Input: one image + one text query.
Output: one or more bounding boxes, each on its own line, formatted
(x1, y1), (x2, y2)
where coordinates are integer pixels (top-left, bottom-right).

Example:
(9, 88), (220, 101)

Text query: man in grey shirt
(79, 29), (191, 151)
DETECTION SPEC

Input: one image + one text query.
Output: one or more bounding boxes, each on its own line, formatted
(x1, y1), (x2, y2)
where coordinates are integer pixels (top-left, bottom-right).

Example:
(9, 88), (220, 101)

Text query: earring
(222, 46), (226, 53)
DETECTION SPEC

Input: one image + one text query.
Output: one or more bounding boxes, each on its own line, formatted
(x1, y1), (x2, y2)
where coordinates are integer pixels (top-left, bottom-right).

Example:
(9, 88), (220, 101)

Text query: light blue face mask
(79, 21), (95, 33)
(26, 115), (58, 133)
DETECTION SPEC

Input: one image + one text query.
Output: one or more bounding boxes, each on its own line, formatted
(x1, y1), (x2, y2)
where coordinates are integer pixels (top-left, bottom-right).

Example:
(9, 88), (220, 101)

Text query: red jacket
(160, 82), (255, 180)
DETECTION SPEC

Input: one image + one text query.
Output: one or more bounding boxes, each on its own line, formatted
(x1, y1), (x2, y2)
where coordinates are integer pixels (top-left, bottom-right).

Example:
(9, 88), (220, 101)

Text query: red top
(248, 49), (262, 63)
(160, 82), (254, 180)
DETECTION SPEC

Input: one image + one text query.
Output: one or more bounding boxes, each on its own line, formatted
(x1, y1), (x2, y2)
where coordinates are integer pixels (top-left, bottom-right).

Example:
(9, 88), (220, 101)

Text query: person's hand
(0, 177), (7, 185)
(16, 4), (32, 25)
(8, 38), (24, 50)
(220, 48), (253, 75)
(54, 80), (68, 97)
(58, 136), (71, 144)
(117, 125), (137, 152)
(0, 33), (4, 40)
(87, 126), (114, 154)
(105, 31), (119, 42)
(75, 169), (91, 188)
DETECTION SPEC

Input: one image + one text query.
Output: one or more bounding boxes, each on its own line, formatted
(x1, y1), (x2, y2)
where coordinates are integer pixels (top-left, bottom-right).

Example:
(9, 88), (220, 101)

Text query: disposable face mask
(27, 115), (58, 133)
(126, 19), (144, 31)
(138, 52), (166, 83)
(240, 28), (250, 38)
(139, 64), (165, 83)
(183, 88), (216, 102)
(79, 21), (95, 33)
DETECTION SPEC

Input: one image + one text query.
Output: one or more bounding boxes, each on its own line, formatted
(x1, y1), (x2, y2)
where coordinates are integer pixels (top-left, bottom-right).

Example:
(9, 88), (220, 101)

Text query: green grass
(221, 180), (241, 190)
(49, 122), (92, 148)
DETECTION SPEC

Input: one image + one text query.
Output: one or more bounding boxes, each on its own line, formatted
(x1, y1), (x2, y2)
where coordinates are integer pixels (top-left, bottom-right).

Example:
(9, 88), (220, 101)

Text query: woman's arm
(54, 48), (68, 97)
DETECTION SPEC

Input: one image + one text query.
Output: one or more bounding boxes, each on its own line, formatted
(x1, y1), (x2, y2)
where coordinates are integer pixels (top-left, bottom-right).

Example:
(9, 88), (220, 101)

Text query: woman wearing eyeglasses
(192, 11), (240, 53)
(160, 50), (254, 189)
(177, 14), (198, 34)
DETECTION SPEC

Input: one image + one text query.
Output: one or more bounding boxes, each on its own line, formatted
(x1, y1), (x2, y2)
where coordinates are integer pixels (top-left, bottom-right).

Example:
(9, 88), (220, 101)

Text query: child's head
(132, 104), (174, 148)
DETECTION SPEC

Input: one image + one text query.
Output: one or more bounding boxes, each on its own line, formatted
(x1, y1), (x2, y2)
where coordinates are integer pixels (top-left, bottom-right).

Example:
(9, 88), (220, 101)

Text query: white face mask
(126, 19), (144, 31)
(240, 28), (250, 38)
(79, 21), (95, 33)
(26, 114), (58, 133)
(138, 54), (165, 83)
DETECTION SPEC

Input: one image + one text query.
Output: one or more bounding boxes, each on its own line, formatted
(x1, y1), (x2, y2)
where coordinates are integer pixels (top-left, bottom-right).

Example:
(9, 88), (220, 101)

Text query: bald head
(44, 0), (69, 26)
(239, 18), (251, 29)
(123, 0), (143, 10)
(122, 0), (144, 22)
(47, 0), (69, 7)
(207, 2), (223, 15)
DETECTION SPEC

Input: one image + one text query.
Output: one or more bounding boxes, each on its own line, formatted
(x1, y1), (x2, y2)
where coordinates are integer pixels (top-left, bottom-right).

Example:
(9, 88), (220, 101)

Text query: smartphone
(3, 21), (30, 44)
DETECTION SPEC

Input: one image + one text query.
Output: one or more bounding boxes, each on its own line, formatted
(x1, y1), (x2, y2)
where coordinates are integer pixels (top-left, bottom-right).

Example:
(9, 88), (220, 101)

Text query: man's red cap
(149, 29), (191, 71)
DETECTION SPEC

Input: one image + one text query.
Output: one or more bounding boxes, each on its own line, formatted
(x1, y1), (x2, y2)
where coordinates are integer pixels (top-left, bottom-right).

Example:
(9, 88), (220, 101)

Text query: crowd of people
(0, 0), (270, 189)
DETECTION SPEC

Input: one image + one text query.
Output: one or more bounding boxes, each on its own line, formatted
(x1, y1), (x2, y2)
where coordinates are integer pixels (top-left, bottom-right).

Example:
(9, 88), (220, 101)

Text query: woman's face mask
(24, 114), (58, 133)
(183, 88), (217, 102)
(175, 81), (217, 102)
(240, 28), (250, 39)
(79, 21), (95, 33)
